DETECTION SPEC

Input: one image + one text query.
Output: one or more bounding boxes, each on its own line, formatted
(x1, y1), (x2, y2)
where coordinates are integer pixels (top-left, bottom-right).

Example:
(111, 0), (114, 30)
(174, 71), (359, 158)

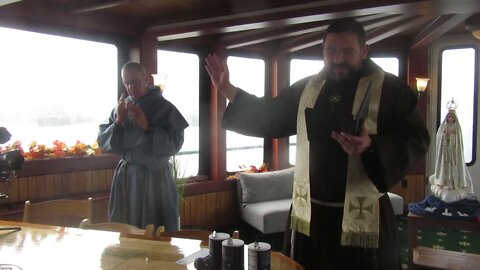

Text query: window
(439, 47), (477, 164)
(157, 50), (199, 177)
(0, 26), (117, 149)
(287, 57), (399, 164)
(226, 56), (265, 171)
(371, 57), (399, 76)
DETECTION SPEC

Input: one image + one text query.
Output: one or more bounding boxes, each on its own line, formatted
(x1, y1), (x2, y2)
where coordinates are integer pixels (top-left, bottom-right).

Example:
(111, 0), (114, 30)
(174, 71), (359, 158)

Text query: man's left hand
(331, 124), (371, 156)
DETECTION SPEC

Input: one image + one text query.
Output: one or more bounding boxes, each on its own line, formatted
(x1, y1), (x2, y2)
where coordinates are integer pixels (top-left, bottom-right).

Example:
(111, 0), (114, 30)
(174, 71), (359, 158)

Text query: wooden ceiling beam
(366, 15), (432, 45)
(279, 33), (324, 54)
(410, 13), (474, 49)
(68, 0), (131, 14)
(222, 21), (329, 50)
(147, 0), (434, 41)
(278, 14), (415, 53)
(0, 0), (140, 35)
(362, 14), (417, 31)
(222, 13), (392, 49)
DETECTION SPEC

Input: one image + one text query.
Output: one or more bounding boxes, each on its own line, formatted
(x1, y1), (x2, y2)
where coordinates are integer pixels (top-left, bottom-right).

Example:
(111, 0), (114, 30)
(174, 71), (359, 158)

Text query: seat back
(80, 221), (146, 235)
(23, 197), (93, 228)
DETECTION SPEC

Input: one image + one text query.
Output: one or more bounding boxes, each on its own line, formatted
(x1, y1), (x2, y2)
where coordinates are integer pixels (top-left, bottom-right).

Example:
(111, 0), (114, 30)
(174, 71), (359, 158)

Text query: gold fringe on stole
(290, 73), (326, 236)
(290, 218), (311, 235)
(341, 155), (380, 248)
(341, 232), (380, 248)
(341, 70), (385, 248)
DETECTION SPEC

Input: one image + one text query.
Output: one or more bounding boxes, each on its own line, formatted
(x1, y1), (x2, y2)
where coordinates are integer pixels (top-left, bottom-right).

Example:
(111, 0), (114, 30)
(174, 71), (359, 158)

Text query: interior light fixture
(151, 74), (167, 92)
(416, 77), (430, 99)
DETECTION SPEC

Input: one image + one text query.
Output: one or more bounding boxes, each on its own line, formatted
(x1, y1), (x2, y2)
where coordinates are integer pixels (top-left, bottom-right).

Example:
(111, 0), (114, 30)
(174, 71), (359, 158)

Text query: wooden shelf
(413, 247), (480, 270)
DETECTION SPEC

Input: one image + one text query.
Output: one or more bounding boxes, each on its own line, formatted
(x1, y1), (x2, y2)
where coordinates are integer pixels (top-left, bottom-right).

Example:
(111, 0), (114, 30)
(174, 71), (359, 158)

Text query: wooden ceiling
(1, 0), (479, 52)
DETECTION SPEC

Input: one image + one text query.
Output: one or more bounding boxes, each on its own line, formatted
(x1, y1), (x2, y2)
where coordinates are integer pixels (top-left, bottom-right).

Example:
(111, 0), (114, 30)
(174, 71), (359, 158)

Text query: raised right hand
(205, 53), (237, 102)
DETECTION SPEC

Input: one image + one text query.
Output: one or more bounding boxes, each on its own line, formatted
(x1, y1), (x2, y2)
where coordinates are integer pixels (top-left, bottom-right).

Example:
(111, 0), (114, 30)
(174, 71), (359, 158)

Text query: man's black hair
(325, 18), (366, 45)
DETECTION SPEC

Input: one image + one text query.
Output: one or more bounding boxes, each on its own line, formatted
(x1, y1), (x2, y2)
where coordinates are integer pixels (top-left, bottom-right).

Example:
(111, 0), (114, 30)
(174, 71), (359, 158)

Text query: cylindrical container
(209, 232), (230, 270)
(222, 238), (244, 270)
(247, 242), (271, 270)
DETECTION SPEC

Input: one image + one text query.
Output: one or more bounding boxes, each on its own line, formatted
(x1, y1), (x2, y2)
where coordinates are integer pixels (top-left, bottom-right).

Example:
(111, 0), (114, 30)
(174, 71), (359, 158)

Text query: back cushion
(239, 167), (294, 204)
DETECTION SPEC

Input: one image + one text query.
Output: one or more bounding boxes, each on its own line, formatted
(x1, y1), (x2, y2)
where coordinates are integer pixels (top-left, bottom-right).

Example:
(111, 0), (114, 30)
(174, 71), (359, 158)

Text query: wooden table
(407, 212), (480, 270)
(0, 220), (303, 270)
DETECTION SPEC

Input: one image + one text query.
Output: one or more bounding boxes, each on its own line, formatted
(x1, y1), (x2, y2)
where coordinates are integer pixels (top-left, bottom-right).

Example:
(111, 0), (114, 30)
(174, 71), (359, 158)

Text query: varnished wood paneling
(205, 192), (217, 226)
(179, 189), (239, 229)
(216, 190), (227, 226)
(36, 175), (46, 199)
(53, 174), (62, 196)
(18, 177), (28, 202)
(92, 170), (101, 191)
(45, 175), (55, 197)
(27, 176), (37, 199)
(85, 171), (93, 193)
(4, 173), (424, 229)
(7, 176), (19, 202)
(1, 169), (114, 206)
(106, 169), (113, 188)
(390, 174), (426, 206)
(197, 194), (207, 226)
(65, 172), (76, 194)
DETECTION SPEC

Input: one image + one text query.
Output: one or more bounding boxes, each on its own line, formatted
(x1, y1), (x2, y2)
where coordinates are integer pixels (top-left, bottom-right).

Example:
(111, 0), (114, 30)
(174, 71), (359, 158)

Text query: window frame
(224, 53), (268, 173)
(156, 49), (201, 177)
(428, 33), (480, 181)
(437, 44), (478, 166)
(0, 25), (125, 151)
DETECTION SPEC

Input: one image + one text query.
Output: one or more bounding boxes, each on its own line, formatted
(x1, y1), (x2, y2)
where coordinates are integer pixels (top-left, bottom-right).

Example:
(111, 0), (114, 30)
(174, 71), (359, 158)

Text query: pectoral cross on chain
(329, 93), (341, 112)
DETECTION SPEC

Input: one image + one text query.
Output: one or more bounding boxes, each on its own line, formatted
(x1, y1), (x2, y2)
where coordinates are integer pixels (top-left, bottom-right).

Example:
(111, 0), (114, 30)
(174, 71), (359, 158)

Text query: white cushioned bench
(236, 167), (294, 234)
(235, 167), (404, 234)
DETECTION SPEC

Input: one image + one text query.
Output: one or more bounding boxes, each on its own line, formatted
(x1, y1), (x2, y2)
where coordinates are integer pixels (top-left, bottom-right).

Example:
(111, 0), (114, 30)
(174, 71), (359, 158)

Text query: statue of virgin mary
(429, 99), (474, 203)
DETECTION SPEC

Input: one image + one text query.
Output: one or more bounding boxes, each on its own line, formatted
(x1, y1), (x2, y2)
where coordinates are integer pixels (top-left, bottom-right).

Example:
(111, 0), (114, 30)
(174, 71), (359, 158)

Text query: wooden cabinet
(407, 213), (480, 270)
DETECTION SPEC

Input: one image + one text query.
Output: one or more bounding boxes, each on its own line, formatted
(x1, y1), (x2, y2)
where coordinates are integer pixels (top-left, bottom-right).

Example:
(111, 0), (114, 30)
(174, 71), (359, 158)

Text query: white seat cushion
(241, 199), (292, 234)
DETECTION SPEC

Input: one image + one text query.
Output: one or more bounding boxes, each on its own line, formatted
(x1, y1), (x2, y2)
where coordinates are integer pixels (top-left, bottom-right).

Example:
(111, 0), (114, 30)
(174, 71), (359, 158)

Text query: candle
(209, 231), (230, 270)
(248, 242), (271, 270)
(222, 238), (244, 270)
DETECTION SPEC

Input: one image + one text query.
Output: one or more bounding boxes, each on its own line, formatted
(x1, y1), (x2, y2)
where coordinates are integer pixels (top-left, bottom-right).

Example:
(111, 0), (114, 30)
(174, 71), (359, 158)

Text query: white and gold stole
(290, 70), (384, 248)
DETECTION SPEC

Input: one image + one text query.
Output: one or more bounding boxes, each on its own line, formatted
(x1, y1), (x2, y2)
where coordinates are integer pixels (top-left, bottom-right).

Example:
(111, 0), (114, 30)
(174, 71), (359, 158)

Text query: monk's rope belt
(310, 193), (386, 208)
(311, 198), (344, 207)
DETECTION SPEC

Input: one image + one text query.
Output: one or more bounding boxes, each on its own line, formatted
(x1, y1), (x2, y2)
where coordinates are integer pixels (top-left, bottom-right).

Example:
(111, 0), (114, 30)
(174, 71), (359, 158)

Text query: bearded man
(205, 18), (430, 270)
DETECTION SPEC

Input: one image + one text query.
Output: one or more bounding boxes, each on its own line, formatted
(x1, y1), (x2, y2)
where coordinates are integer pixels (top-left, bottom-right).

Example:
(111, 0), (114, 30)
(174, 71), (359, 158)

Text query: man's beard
(327, 63), (360, 82)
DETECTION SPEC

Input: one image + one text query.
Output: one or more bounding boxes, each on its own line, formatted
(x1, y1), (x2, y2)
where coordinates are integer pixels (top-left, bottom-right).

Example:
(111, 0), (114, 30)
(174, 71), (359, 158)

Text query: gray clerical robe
(98, 86), (188, 231)
(222, 59), (430, 270)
